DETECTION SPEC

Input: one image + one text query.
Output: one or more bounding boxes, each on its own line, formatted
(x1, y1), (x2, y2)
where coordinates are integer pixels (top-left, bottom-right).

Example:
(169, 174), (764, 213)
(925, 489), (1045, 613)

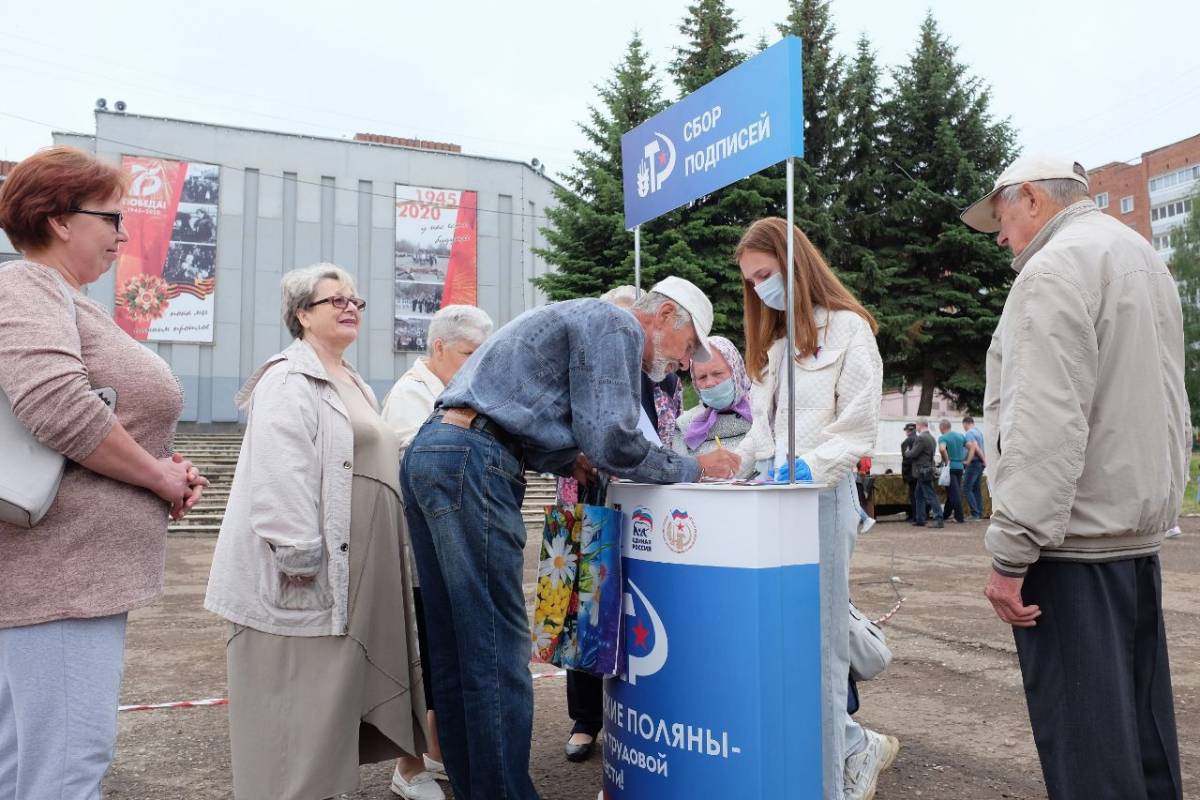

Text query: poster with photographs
(394, 183), (478, 351)
(114, 158), (219, 343)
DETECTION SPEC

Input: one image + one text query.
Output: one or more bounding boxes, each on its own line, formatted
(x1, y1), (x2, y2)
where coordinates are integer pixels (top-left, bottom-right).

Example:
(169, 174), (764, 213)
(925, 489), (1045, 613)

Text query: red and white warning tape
(119, 697), (228, 712)
(119, 670), (569, 712)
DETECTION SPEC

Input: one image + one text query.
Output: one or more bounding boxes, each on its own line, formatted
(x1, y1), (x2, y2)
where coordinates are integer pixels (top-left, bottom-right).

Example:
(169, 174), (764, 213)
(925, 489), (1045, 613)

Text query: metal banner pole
(634, 225), (642, 298)
(785, 157), (796, 484)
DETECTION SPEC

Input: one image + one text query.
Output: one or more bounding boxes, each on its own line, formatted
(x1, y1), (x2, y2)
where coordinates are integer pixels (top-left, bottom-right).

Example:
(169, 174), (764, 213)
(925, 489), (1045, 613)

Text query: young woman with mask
(733, 217), (895, 800)
(673, 336), (753, 456)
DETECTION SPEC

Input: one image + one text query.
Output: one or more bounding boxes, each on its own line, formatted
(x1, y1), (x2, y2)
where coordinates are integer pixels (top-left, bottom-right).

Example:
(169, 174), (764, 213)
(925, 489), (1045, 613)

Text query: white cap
(647, 276), (714, 362)
(960, 156), (1089, 233)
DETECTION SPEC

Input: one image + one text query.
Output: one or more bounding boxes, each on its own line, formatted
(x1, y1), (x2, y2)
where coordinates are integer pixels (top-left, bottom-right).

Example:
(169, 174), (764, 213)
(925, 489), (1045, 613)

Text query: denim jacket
(438, 299), (700, 484)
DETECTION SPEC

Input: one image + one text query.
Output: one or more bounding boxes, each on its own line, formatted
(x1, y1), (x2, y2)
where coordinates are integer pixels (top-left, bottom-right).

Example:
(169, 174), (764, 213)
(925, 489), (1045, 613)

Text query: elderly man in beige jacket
(962, 156), (1189, 800)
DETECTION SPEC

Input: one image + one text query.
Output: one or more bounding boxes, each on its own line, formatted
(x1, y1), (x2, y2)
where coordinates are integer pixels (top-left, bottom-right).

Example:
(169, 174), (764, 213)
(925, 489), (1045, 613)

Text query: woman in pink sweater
(0, 147), (206, 799)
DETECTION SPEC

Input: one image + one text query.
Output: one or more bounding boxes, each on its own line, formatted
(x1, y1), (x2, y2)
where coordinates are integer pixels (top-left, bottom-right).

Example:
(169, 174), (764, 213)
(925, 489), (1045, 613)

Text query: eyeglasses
(307, 295), (367, 311)
(69, 208), (124, 231)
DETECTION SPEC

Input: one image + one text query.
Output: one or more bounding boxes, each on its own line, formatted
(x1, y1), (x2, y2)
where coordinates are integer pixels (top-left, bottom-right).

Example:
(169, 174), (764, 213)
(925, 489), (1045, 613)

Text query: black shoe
(565, 736), (595, 762)
(911, 522), (926, 527)
(932, 519), (945, 529)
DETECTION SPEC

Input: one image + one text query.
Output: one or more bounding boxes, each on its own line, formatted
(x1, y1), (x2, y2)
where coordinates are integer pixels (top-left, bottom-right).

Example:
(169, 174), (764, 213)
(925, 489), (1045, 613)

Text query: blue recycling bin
(601, 482), (824, 799)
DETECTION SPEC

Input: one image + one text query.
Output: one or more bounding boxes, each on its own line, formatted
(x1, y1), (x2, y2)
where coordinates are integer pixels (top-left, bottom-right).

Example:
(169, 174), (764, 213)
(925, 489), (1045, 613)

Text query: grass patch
(1185, 453), (1200, 517)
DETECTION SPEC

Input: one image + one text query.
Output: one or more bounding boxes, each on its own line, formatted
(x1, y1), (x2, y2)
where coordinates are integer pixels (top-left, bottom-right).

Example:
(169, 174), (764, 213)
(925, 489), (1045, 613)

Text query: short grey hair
(997, 177), (1090, 208)
(939, 417), (952, 430)
(600, 284), (639, 309)
(427, 304), (494, 353)
(631, 290), (692, 330)
(281, 263), (356, 340)
(916, 418), (929, 429)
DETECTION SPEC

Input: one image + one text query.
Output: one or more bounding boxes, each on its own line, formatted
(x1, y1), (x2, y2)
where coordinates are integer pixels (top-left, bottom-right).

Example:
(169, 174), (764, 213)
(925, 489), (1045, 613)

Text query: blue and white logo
(635, 133), (676, 198)
(622, 579), (667, 685)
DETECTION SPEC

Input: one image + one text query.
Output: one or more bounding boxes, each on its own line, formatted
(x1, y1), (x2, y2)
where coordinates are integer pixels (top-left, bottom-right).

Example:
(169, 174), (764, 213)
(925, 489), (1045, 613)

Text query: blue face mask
(698, 378), (738, 411)
(754, 272), (787, 311)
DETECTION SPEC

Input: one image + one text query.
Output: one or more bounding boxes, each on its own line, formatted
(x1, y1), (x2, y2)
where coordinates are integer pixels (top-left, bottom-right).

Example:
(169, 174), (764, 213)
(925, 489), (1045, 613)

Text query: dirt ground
(101, 515), (1199, 799)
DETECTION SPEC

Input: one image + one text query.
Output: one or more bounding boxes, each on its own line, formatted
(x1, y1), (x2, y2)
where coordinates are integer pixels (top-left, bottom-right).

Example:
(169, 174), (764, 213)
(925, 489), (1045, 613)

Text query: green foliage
(876, 14), (1017, 413)
(1168, 192), (1200, 431)
(537, 8), (1020, 416)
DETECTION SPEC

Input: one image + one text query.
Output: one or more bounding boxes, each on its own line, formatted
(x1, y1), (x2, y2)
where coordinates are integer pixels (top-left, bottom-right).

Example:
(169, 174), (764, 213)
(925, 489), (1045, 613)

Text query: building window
(1095, 192), (1109, 209)
(1154, 233), (1173, 251)
(1121, 196), (1134, 214)
(1151, 198), (1193, 223)
(1149, 164), (1200, 193)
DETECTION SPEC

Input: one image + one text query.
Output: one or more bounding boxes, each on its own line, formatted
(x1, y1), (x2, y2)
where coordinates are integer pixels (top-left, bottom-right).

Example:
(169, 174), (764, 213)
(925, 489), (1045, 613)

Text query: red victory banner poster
(114, 156), (219, 343)
(393, 184), (478, 351)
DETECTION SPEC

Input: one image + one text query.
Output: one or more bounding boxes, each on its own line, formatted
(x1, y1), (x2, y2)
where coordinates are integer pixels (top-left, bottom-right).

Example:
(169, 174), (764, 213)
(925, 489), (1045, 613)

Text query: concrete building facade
(30, 110), (559, 424)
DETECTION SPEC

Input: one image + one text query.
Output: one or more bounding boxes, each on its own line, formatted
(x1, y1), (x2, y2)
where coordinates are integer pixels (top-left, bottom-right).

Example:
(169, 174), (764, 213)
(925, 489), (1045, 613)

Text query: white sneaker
(860, 516), (876, 535)
(390, 767), (445, 800)
(422, 754), (448, 781)
(843, 728), (900, 800)
(1165, 526), (1182, 539)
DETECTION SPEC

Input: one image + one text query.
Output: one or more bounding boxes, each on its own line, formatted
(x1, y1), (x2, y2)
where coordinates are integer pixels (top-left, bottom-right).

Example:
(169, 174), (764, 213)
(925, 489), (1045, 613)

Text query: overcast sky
(2, 0), (1198, 179)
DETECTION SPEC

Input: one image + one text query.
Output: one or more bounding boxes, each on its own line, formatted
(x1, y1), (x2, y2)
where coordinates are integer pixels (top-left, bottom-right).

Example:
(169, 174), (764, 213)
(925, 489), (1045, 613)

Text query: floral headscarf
(683, 336), (752, 451)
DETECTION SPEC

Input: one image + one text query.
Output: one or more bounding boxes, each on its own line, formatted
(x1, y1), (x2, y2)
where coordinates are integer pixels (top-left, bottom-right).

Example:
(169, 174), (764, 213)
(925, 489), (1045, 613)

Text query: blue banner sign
(602, 483), (823, 799)
(621, 36), (804, 229)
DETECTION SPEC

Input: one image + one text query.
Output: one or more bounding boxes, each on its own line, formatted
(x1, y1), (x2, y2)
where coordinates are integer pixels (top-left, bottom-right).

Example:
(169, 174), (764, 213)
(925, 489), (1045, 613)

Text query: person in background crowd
(854, 456), (876, 533)
(964, 155), (1188, 799)
(900, 422), (918, 522)
(381, 304), (494, 798)
(205, 265), (429, 800)
(937, 418), (967, 523)
(909, 419), (944, 529)
(401, 277), (741, 799)
(732, 217), (895, 800)
(559, 284), (687, 763)
(674, 335), (753, 457)
(961, 416), (986, 520)
(0, 146), (206, 800)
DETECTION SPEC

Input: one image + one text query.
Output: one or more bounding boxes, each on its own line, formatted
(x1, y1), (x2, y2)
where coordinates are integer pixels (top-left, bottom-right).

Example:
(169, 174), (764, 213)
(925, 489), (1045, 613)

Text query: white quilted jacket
(736, 307), (883, 485)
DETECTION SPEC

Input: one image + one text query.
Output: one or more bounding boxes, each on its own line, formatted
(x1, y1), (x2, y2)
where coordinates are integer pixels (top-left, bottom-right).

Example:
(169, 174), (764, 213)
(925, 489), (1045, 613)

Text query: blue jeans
(962, 461), (985, 518)
(914, 478), (943, 524)
(400, 420), (537, 800)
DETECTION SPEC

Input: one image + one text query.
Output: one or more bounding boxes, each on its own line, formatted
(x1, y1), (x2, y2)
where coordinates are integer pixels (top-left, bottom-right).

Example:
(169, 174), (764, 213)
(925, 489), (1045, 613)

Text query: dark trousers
(412, 587), (434, 711)
(1014, 557), (1181, 800)
(962, 461), (985, 518)
(914, 477), (942, 523)
(942, 468), (964, 522)
(566, 671), (604, 737)
(904, 478), (916, 520)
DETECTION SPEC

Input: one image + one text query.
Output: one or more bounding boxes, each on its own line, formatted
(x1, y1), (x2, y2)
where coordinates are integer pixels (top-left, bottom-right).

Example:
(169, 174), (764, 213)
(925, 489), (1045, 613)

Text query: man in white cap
(399, 277), (741, 800)
(963, 156), (1189, 799)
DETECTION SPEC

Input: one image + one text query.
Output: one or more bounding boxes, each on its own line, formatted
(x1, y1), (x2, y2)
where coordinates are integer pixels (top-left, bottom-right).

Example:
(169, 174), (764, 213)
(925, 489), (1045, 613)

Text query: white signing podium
(600, 481), (825, 799)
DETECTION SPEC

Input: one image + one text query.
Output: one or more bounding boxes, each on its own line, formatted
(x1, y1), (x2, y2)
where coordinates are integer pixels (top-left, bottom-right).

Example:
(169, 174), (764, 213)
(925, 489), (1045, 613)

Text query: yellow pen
(714, 435), (724, 450)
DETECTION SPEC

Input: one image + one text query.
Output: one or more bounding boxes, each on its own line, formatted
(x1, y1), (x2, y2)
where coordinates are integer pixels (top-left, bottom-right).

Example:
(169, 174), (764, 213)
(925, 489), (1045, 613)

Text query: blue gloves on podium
(769, 457), (813, 483)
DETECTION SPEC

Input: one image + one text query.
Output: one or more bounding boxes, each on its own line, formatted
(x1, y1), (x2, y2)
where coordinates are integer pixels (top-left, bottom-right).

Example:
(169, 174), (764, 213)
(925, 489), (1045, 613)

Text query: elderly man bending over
(400, 277), (741, 800)
(963, 156), (1189, 800)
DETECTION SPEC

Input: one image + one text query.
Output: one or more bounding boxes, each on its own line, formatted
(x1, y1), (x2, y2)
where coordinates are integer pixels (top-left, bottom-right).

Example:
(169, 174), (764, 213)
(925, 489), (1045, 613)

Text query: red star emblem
(657, 151), (667, 166)
(633, 619), (649, 648)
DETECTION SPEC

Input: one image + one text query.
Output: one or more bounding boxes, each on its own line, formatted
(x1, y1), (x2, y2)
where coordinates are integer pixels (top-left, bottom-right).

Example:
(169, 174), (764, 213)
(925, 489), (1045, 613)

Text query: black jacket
(900, 432), (918, 479)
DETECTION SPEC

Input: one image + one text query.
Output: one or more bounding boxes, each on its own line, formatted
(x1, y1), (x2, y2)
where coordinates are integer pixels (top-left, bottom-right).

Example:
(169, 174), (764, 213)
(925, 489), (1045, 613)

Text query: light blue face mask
(754, 272), (787, 311)
(699, 378), (738, 411)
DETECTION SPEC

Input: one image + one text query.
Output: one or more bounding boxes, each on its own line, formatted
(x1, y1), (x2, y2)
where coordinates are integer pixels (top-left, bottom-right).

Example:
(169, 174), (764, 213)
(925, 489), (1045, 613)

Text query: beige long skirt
(226, 475), (428, 800)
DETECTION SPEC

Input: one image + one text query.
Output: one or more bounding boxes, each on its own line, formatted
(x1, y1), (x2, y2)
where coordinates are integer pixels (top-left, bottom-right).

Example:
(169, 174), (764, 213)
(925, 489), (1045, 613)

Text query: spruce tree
(776, 0), (844, 254)
(879, 13), (1017, 414)
(533, 33), (674, 300)
(669, 0), (745, 94)
(832, 35), (905, 382)
(1168, 195), (1200, 431)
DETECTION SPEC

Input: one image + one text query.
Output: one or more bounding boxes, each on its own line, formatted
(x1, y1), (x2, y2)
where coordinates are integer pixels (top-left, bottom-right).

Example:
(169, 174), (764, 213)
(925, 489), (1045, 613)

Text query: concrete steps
(169, 432), (562, 534)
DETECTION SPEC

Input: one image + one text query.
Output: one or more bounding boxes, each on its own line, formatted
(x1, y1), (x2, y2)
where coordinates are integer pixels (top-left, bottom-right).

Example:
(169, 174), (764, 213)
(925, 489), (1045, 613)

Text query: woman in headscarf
(673, 336), (753, 456)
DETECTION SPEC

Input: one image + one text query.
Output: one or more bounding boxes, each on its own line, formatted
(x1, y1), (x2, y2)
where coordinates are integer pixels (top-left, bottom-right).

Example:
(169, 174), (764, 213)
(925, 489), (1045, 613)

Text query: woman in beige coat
(204, 264), (436, 800)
